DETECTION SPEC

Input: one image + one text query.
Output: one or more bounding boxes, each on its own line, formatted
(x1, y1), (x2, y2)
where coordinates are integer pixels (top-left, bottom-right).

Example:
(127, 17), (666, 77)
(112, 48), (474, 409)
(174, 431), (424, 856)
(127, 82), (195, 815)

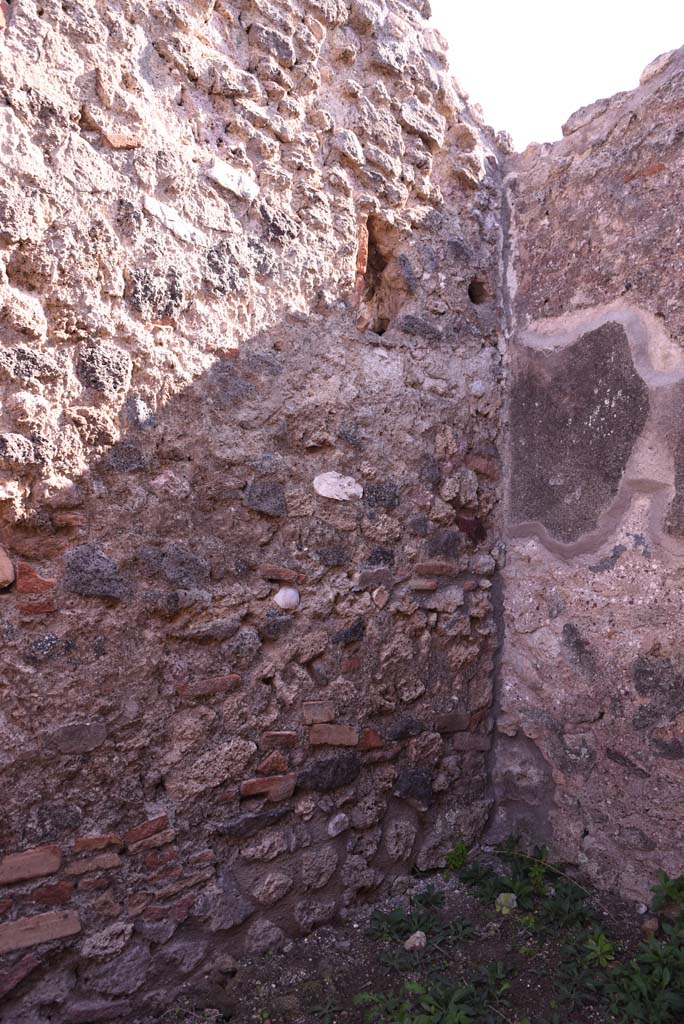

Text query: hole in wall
(364, 215), (389, 307)
(358, 214), (410, 336)
(468, 276), (489, 305)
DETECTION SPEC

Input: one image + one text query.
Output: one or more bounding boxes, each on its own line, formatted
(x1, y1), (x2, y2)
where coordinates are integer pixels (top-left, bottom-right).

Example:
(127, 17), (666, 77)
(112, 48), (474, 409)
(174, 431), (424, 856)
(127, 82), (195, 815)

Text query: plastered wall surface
(496, 47), (684, 901)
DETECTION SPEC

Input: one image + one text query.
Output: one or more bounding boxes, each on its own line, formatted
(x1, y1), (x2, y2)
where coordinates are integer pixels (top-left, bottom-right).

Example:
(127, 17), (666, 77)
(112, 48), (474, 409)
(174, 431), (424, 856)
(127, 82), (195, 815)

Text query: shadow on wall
(0, 266), (503, 1011)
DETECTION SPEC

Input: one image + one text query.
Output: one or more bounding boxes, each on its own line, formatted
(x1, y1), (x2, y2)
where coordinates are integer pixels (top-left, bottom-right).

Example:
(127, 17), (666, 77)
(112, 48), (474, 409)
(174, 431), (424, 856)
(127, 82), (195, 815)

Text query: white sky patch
(429, 0), (684, 150)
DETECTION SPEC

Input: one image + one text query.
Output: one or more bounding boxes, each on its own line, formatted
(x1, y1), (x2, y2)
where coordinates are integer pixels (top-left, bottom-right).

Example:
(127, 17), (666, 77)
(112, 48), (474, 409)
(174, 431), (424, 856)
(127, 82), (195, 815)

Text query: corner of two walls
(494, 45), (684, 902)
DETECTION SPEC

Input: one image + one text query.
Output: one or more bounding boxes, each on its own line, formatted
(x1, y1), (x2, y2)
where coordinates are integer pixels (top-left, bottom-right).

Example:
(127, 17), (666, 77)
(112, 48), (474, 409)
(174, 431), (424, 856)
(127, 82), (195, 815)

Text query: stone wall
(495, 47), (684, 901)
(0, 0), (506, 1017)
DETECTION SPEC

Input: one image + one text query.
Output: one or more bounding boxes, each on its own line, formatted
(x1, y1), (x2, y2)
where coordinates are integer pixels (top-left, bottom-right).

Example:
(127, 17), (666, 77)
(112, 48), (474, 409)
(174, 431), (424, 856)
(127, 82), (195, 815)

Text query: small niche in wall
(468, 276), (490, 305)
(358, 215), (411, 336)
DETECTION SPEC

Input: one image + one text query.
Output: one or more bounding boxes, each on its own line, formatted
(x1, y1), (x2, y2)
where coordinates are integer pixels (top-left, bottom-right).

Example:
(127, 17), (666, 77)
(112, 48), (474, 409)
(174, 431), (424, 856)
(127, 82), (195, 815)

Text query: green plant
(543, 929), (605, 1015)
(445, 842), (470, 873)
(355, 979), (477, 1024)
(368, 889), (473, 947)
(584, 930), (615, 968)
(354, 963), (513, 1024)
(535, 878), (598, 932)
(604, 921), (684, 1023)
(651, 871), (684, 914)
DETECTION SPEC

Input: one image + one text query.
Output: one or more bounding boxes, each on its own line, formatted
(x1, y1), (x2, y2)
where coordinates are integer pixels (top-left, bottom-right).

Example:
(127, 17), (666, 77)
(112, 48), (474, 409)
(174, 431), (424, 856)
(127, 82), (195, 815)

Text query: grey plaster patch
(509, 321), (649, 543)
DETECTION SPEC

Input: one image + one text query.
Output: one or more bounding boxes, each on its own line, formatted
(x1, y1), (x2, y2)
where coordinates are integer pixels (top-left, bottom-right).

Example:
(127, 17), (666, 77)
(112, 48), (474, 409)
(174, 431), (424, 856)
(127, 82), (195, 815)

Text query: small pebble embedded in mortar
(313, 472), (363, 501)
(274, 587), (300, 610)
(0, 546), (14, 589)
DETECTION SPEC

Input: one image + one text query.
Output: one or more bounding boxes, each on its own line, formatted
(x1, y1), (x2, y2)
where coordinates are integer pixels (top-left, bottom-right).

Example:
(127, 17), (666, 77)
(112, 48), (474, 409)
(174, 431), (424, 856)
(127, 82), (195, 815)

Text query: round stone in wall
(313, 472), (363, 501)
(274, 586), (300, 609)
(0, 546), (14, 589)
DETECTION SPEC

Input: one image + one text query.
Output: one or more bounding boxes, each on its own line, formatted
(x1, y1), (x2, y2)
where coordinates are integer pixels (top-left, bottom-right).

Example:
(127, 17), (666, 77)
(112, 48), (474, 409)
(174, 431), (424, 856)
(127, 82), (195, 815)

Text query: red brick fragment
(17, 597), (57, 616)
(302, 700), (335, 725)
(240, 774), (296, 802)
(102, 131), (144, 150)
(363, 743), (402, 763)
(624, 162), (667, 183)
(170, 893), (195, 922)
(0, 952), (40, 999)
(469, 707), (489, 731)
(16, 562), (57, 594)
(74, 833), (122, 853)
(257, 750), (289, 775)
(0, 845), (62, 885)
(217, 786), (239, 803)
(0, 910), (80, 955)
(309, 724), (359, 747)
(414, 561), (458, 576)
(128, 828), (176, 854)
(141, 904), (166, 923)
(358, 728), (384, 751)
(30, 880), (74, 906)
(124, 815), (168, 846)
(65, 852), (121, 877)
(144, 848), (178, 870)
(465, 454), (500, 480)
(0, 899), (11, 915)
(450, 733), (492, 752)
(154, 867), (214, 901)
(354, 219), (369, 307)
(262, 731), (298, 749)
(175, 675), (240, 699)
(463, 580), (479, 592)
(455, 514), (486, 542)
(408, 578), (438, 591)
(77, 876), (110, 892)
(258, 563), (306, 584)
(151, 865), (182, 884)
(126, 895), (150, 917)
(142, 892), (195, 925)
(189, 850), (216, 866)
(53, 511), (87, 530)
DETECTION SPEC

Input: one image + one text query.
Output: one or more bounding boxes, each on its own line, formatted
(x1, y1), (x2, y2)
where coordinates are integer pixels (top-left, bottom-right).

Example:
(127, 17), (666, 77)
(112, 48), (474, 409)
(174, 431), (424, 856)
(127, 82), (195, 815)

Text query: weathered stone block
(298, 751), (361, 791)
(50, 721), (108, 754)
(76, 342), (131, 396)
(252, 872), (293, 906)
(302, 846), (338, 890)
(63, 545), (129, 601)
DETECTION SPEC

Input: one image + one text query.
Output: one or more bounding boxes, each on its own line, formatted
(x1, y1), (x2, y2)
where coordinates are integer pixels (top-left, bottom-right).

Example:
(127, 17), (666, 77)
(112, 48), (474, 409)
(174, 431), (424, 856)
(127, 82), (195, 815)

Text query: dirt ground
(163, 852), (651, 1024)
